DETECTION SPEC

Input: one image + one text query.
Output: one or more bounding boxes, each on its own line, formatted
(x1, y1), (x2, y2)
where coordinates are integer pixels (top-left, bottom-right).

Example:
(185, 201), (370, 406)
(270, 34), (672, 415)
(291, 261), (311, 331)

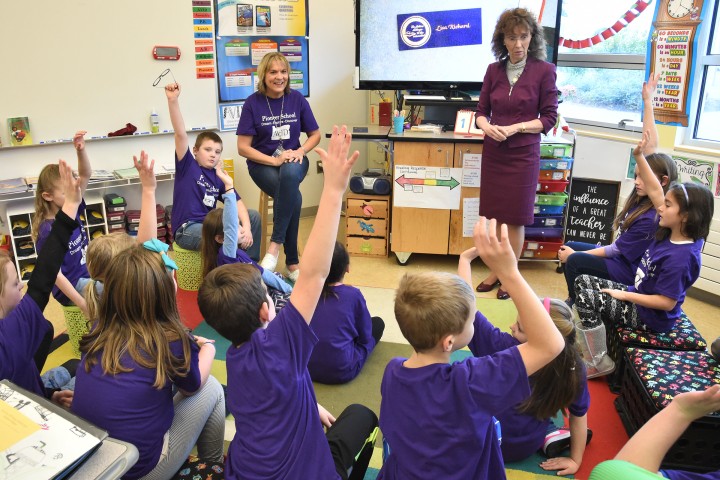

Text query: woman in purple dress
(475, 8), (558, 299)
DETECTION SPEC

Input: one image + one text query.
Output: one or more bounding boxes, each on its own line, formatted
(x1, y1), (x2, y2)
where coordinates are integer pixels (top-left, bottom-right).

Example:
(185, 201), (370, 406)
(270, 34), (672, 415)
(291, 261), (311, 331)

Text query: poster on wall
(215, 1), (309, 102)
(672, 155), (715, 190)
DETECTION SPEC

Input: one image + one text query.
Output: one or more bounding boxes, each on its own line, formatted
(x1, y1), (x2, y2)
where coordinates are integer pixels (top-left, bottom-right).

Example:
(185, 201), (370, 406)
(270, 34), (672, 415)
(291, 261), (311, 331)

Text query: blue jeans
(564, 241), (610, 302)
(249, 158), (309, 266)
(175, 209), (262, 262)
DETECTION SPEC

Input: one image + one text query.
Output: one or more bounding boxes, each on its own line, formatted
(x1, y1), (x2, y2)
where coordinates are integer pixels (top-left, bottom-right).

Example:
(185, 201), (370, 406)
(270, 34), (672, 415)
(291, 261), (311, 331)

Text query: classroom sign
(565, 178), (620, 246)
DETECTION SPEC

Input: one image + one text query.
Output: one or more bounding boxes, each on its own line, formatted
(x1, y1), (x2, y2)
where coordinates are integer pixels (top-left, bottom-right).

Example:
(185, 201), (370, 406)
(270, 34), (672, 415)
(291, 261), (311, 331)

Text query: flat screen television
(354, 0), (563, 94)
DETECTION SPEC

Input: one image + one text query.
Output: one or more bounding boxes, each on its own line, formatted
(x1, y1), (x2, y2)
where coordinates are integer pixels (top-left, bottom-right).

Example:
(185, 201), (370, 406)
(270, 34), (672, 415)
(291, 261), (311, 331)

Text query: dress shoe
(497, 288), (510, 300)
(476, 279), (501, 293)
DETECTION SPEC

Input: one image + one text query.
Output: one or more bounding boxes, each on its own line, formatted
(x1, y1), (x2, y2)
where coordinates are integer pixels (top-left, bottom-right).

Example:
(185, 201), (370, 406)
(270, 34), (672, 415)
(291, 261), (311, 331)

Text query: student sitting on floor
(0, 159), (81, 406)
(307, 241), (384, 384)
(198, 126), (378, 480)
(590, 385), (720, 479)
(377, 218), (565, 480)
(461, 245), (590, 476)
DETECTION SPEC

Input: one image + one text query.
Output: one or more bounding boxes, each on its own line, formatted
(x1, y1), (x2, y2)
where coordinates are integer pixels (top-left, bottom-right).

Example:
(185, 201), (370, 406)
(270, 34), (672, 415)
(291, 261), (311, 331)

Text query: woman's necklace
(265, 93), (285, 148)
(506, 57), (527, 97)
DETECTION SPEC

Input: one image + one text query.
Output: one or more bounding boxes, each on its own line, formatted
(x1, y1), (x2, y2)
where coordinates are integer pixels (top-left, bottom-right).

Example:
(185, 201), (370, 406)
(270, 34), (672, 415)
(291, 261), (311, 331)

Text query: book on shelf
(23, 176), (39, 190)
(0, 177), (29, 195)
(0, 380), (107, 480)
(113, 167), (140, 179)
(89, 169), (117, 182)
(7, 117), (33, 146)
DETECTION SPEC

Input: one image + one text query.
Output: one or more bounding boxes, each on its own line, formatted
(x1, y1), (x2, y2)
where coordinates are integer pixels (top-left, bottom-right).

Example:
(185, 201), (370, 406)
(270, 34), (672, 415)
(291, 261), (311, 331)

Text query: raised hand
(133, 150), (157, 190)
(215, 164), (234, 192)
(314, 125), (359, 193)
(72, 130), (87, 151)
(633, 131), (650, 157)
(472, 217), (517, 281)
(165, 82), (181, 100)
(642, 72), (660, 102)
(59, 159), (82, 212)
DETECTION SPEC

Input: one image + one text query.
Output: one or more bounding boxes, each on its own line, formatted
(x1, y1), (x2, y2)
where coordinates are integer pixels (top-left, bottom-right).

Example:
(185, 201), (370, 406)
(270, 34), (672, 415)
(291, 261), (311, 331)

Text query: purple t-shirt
(72, 338), (201, 479)
(172, 148), (239, 237)
(307, 285), (376, 384)
(36, 200), (89, 305)
(631, 237), (703, 332)
(467, 312), (590, 461)
(224, 301), (339, 480)
(378, 319), (530, 480)
(0, 296), (49, 396)
(235, 89), (319, 171)
(663, 469), (720, 479)
(606, 207), (658, 285)
(217, 247), (262, 272)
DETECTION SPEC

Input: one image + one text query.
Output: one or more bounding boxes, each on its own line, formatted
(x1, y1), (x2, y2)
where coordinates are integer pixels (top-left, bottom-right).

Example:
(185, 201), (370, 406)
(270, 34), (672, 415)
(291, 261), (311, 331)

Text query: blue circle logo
(400, 16), (431, 48)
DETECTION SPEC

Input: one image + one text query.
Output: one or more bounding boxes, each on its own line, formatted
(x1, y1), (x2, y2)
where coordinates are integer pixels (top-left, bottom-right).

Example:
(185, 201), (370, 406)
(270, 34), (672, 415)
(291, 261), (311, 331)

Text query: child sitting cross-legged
(198, 126), (378, 480)
(378, 218), (565, 480)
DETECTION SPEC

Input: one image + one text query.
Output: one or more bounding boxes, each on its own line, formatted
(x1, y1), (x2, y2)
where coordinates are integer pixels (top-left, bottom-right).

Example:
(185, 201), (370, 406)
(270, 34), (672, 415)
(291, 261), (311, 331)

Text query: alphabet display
(564, 178), (620, 245)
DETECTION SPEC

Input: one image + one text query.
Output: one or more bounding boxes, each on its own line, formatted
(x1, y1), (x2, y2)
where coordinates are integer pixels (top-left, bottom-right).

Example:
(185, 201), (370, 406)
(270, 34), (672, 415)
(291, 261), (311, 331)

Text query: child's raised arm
(165, 83), (189, 161)
(473, 218), (564, 375)
(633, 132), (665, 211)
(289, 126), (358, 323)
(134, 151), (158, 244)
(73, 130), (91, 195)
(458, 247), (479, 286)
(216, 166), (240, 258)
(641, 73), (660, 156)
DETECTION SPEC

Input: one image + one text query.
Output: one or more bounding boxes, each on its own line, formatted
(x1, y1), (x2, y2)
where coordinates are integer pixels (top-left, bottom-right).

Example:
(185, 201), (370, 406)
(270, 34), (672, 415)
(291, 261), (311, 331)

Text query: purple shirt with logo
(606, 206), (658, 285)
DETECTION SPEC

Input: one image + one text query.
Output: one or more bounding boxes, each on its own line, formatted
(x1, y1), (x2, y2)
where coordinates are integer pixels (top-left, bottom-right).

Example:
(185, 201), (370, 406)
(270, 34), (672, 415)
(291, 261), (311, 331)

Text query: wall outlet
(316, 160), (323, 174)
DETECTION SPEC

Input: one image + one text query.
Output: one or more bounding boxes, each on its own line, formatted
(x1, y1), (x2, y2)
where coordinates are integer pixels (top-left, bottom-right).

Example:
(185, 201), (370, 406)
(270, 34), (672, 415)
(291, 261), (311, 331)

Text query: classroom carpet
(47, 290), (629, 480)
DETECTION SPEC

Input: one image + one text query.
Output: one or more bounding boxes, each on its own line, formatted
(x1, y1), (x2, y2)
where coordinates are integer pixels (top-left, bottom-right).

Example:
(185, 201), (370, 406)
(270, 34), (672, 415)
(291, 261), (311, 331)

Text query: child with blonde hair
(1, 159), (82, 406)
(33, 131), (92, 314)
(72, 152), (224, 479)
(378, 218), (565, 480)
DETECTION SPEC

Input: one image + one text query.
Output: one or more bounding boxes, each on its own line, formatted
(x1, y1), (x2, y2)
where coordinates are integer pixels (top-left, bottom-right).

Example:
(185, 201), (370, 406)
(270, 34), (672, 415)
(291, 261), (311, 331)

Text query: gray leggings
(139, 375), (225, 480)
(574, 274), (641, 330)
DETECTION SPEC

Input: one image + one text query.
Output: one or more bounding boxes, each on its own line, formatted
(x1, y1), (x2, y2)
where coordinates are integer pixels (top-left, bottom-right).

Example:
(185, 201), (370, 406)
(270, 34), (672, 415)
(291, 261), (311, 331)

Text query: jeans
(563, 241), (610, 302)
(249, 158), (309, 266)
(175, 209), (262, 262)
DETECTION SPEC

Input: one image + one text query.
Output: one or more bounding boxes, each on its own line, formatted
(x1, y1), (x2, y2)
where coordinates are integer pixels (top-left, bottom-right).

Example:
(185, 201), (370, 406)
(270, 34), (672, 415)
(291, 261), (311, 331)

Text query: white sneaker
(260, 253), (278, 272)
(286, 269), (300, 283)
(585, 354), (616, 379)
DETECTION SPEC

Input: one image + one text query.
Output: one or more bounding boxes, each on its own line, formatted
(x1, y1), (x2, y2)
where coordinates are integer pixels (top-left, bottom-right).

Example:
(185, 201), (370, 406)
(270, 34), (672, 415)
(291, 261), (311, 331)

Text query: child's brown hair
(32, 164), (61, 242)
(84, 233), (135, 321)
(200, 208), (224, 279)
(394, 271), (475, 352)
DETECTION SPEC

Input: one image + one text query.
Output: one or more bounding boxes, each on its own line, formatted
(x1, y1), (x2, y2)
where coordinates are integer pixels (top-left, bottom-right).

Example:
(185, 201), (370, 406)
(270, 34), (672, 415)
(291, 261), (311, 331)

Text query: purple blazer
(476, 57), (558, 149)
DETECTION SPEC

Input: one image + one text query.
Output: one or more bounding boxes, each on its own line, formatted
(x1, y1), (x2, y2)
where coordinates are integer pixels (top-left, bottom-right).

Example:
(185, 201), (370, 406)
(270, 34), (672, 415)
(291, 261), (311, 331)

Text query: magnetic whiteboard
(0, 0), (217, 143)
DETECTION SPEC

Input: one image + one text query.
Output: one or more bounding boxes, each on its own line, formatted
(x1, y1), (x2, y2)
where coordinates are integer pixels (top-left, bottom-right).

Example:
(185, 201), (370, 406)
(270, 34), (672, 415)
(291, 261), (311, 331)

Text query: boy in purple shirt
(165, 82), (260, 260)
(198, 126), (378, 480)
(378, 218), (565, 480)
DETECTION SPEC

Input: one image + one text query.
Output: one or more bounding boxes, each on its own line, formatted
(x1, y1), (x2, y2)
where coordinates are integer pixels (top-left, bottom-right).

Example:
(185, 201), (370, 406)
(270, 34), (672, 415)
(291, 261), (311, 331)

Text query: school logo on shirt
(635, 251), (658, 289)
(397, 9), (482, 51)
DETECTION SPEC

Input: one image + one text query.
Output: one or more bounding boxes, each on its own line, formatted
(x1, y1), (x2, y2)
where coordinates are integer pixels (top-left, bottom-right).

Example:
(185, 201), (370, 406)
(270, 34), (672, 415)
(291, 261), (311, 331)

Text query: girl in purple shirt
(574, 112), (715, 378)
(307, 241), (384, 384)
(0, 160), (81, 405)
(559, 74), (678, 307)
(33, 131), (92, 313)
(72, 153), (225, 480)
(468, 297), (590, 476)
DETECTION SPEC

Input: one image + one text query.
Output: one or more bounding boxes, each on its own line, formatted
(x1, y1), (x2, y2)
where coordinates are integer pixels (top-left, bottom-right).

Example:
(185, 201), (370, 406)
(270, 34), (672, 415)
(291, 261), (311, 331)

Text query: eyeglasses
(152, 68), (177, 88)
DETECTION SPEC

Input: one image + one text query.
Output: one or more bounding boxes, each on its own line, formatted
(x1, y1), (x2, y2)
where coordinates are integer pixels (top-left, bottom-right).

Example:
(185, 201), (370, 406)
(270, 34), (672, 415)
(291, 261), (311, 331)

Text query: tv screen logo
(397, 9), (482, 51)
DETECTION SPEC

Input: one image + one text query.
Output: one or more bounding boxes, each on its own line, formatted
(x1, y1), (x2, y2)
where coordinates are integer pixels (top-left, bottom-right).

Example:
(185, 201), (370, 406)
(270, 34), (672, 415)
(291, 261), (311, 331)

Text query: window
(686, 2), (720, 146)
(556, 0), (654, 128)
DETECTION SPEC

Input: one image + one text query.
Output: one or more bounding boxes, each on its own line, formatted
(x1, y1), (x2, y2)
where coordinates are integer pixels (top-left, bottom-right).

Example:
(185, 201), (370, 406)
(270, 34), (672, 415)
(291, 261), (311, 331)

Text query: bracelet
(520, 122), (526, 133)
(224, 187), (235, 194)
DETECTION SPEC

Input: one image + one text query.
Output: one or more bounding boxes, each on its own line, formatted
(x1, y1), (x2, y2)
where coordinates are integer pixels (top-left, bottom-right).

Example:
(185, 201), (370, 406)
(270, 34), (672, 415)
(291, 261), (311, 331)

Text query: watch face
(667, 0), (693, 18)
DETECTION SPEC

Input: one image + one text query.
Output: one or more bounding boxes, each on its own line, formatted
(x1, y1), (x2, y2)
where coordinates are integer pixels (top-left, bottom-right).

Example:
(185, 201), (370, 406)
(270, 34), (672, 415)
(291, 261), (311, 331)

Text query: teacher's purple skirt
(480, 140), (540, 226)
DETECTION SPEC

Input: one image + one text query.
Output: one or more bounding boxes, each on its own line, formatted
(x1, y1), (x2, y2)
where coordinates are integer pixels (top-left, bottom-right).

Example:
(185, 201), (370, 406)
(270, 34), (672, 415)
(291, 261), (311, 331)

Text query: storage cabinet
(391, 140), (482, 262)
(345, 192), (390, 257)
(6, 195), (108, 282)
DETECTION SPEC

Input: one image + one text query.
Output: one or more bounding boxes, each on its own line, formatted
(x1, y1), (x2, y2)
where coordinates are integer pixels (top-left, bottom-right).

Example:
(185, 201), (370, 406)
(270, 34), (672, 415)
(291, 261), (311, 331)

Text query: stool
(606, 312), (707, 393)
(258, 191), (274, 257)
(615, 347), (720, 472)
(63, 305), (88, 357)
(172, 242), (203, 291)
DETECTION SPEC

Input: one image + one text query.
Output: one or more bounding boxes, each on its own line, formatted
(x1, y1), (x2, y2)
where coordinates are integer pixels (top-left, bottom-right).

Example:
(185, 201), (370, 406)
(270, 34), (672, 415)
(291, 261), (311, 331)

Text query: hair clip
(543, 297), (551, 314)
(679, 183), (689, 206)
(142, 238), (178, 271)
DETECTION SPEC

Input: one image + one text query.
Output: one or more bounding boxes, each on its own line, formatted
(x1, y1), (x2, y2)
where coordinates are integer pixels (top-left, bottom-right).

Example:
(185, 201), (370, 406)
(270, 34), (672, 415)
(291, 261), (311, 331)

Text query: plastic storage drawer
(529, 215), (564, 228)
(539, 169), (571, 181)
(537, 180), (569, 193)
(525, 227), (563, 240)
(540, 143), (573, 158)
(534, 204), (565, 215)
(535, 192), (568, 206)
(539, 157), (573, 170)
(521, 239), (562, 259)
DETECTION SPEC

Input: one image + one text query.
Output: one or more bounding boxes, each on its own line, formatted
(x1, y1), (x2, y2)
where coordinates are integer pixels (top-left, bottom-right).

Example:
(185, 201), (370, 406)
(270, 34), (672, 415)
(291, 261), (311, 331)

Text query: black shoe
(543, 428), (593, 458)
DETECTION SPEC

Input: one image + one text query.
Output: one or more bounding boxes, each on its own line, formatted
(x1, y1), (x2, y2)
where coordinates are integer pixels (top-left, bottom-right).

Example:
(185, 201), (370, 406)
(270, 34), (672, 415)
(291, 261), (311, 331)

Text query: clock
(650, 0), (705, 126)
(667, 0), (694, 18)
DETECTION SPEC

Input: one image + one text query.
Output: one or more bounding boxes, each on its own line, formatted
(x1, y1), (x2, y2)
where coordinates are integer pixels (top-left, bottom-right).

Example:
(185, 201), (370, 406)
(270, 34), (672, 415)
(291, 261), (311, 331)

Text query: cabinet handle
(446, 150), (449, 167)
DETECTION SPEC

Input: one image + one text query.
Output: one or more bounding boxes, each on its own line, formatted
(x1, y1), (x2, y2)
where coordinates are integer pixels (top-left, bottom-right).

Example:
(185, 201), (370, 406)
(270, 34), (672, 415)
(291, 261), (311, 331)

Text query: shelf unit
(345, 192), (390, 257)
(6, 194), (108, 282)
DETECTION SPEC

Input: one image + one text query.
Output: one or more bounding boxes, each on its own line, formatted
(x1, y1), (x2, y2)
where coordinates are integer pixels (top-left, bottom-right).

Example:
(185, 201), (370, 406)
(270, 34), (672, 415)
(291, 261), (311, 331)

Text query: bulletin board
(0, 0), (218, 144)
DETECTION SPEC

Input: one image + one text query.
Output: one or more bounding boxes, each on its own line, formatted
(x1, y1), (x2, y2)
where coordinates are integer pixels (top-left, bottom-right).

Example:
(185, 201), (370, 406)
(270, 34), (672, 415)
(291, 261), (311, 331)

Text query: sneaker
(543, 429), (571, 458)
(585, 354), (616, 379)
(286, 269), (300, 283)
(260, 252), (278, 272)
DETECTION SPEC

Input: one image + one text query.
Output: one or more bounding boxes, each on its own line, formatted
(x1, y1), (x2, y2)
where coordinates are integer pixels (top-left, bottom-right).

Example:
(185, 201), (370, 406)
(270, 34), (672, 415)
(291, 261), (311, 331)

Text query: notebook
(0, 380), (107, 480)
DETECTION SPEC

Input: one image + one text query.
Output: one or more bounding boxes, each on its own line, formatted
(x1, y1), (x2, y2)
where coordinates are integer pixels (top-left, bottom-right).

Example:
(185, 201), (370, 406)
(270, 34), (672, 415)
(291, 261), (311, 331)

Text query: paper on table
(0, 402), (40, 450)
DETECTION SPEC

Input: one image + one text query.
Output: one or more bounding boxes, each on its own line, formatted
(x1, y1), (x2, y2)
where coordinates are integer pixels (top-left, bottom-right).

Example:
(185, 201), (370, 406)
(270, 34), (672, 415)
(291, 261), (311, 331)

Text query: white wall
(0, 0), (368, 231)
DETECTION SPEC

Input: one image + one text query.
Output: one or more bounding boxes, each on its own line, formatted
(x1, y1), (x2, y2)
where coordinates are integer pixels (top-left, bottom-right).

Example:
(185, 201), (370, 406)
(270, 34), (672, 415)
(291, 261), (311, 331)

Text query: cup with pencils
(392, 110), (405, 134)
